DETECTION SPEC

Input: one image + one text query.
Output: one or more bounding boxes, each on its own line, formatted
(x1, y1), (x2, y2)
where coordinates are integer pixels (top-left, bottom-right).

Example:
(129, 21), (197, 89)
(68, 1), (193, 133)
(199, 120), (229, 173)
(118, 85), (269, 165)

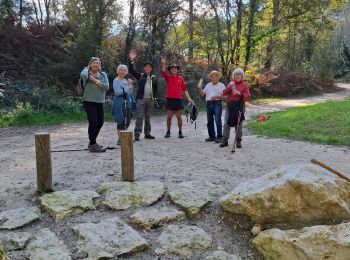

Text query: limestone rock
(220, 163), (350, 223)
(73, 217), (148, 259)
(205, 250), (241, 260)
(155, 224), (212, 257)
(129, 207), (186, 229)
(0, 232), (31, 250)
(253, 222), (350, 260)
(0, 246), (9, 260)
(169, 181), (227, 217)
(0, 207), (40, 230)
(251, 224), (262, 236)
(27, 228), (71, 260)
(98, 181), (164, 210)
(39, 190), (100, 222)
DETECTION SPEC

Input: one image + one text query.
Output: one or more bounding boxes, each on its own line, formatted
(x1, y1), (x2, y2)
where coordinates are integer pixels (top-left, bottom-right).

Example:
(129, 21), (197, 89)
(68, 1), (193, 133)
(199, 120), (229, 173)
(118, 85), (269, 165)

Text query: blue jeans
(206, 101), (223, 138)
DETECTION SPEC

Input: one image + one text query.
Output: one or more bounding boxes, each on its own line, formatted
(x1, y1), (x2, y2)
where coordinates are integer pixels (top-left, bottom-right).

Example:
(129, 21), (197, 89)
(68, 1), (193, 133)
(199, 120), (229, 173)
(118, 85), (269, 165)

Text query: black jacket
(128, 62), (158, 100)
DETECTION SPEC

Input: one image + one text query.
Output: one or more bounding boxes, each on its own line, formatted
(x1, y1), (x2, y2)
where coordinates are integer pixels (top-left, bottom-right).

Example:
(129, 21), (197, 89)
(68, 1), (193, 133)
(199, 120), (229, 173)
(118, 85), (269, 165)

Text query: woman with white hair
(80, 57), (110, 153)
(220, 68), (251, 148)
(112, 64), (133, 145)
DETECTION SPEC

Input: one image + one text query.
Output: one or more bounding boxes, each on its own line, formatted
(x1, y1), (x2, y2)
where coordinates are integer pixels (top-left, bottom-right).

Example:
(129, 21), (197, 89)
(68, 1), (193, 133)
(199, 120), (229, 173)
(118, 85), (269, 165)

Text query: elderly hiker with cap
(128, 49), (158, 141)
(80, 57), (109, 153)
(112, 64), (133, 145)
(160, 56), (193, 138)
(198, 70), (225, 143)
(220, 68), (250, 148)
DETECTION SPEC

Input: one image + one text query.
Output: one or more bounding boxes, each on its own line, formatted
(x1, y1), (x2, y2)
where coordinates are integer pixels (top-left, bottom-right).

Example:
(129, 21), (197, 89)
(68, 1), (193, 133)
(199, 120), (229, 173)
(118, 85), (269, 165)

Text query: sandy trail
(0, 84), (349, 259)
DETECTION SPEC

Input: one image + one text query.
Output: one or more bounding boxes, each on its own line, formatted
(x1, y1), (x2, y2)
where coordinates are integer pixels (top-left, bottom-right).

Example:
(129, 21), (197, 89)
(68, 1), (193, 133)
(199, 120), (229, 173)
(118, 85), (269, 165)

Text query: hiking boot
(236, 138), (242, 148)
(89, 144), (106, 153)
(179, 131), (184, 139)
(205, 137), (215, 142)
(219, 138), (229, 147)
(165, 130), (171, 138)
(134, 136), (140, 141)
(215, 137), (222, 143)
(88, 143), (103, 149)
(145, 134), (155, 139)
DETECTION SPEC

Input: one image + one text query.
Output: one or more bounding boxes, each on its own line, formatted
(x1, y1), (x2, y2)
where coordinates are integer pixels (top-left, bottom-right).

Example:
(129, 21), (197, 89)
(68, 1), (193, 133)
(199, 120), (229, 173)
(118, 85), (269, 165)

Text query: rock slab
(169, 181), (227, 216)
(220, 163), (350, 223)
(27, 228), (71, 260)
(0, 246), (9, 260)
(205, 250), (241, 260)
(39, 190), (100, 222)
(0, 232), (31, 250)
(253, 222), (350, 260)
(155, 224), (212, 257)
(73, 217), (148, 259)
(129, 207), (186, 229)
(0, 207), (40, 230)
(98, 181), (164, 210)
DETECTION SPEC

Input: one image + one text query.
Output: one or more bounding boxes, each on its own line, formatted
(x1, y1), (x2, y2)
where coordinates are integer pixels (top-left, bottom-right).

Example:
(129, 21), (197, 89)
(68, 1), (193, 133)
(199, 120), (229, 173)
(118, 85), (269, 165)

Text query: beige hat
(207, 70), (222, 79)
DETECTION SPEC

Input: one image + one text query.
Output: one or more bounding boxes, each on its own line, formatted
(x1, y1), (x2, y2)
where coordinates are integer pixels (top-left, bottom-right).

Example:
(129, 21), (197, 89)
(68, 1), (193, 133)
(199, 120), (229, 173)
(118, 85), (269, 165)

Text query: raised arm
(128, 49), (141, 80)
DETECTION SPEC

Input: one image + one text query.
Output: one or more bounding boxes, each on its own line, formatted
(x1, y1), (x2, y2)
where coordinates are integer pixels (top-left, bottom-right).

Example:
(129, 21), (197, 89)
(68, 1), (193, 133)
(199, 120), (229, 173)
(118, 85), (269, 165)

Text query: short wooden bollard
(35, 133), (53, 193)
(120, 131), (134, 182)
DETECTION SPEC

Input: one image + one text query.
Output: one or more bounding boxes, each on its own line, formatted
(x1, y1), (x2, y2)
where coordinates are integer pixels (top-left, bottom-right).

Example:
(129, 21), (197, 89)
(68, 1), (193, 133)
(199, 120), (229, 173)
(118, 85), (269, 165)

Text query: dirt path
(0, 84), (349, 259)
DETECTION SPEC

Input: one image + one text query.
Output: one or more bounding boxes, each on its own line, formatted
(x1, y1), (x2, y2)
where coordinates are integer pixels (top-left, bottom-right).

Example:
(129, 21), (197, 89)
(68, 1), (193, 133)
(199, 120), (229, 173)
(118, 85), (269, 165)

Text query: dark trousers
(83, 101), (104, 145)
(206, 101), (223, 138)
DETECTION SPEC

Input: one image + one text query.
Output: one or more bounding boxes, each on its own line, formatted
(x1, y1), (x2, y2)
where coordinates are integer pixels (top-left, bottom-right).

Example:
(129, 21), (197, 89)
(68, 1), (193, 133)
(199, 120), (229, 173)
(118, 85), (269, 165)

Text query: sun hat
(207, 70), (222, 79)
(167, 63), (180, 71)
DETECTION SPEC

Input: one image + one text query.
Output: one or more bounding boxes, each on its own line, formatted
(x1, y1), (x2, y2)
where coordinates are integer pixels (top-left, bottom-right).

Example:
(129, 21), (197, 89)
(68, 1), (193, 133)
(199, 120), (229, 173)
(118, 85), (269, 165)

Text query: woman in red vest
(160, 56), (193, 139)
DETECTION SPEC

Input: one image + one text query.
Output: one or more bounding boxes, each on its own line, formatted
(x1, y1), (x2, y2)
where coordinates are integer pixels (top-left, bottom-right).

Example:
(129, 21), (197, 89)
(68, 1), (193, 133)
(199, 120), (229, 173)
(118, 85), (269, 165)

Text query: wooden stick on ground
(310, 159), (350, 182)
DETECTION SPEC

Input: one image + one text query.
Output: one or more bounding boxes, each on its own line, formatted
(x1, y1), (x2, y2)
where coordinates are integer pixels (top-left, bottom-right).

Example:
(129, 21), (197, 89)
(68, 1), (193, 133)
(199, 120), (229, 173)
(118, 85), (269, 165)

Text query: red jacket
(223, 80), (250, 102)
(162, 71), (187, 99)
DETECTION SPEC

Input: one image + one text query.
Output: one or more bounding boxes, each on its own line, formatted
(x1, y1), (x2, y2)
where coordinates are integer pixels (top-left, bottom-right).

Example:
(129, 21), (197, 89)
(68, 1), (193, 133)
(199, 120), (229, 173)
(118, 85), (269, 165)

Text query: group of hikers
(80, 50), (251, 153)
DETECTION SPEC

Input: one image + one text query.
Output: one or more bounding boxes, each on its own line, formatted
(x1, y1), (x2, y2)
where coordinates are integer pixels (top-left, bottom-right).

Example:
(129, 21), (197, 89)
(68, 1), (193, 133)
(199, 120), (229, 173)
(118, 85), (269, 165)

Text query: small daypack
(75, 71), (89, 96)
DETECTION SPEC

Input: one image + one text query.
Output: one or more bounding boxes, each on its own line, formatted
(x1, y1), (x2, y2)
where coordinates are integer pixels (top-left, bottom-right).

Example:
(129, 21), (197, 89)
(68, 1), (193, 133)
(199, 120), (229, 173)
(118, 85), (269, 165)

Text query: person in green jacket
(80, 57), (109, 152)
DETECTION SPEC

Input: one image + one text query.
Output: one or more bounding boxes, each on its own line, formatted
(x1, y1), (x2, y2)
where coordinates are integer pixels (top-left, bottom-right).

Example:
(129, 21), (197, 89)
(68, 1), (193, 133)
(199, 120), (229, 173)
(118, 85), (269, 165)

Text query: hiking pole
(310, 159), (350, 182)
(51, 147), (117, 153)
(231, 111), (242, 154)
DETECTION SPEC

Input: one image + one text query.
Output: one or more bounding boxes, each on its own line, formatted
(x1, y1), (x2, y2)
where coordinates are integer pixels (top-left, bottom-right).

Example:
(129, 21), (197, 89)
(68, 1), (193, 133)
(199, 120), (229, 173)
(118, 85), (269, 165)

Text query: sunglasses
(90, 57), (100, 62)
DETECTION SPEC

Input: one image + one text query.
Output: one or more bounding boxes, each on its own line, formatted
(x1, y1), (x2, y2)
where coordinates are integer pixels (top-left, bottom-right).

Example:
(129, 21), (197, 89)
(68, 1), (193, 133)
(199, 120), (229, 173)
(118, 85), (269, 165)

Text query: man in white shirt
(198, 70), (225, 143)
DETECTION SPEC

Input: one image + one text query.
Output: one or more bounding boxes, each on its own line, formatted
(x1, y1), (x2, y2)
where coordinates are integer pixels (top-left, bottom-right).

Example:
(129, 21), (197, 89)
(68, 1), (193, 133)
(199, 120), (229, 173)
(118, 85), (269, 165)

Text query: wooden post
(35, 133), (53, 193)
(120, 131), (134, 182)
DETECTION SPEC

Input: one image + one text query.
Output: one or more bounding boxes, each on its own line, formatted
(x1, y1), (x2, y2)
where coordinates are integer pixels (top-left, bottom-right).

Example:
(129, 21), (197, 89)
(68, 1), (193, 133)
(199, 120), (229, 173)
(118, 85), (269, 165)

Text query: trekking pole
(231, 111), (242, 154)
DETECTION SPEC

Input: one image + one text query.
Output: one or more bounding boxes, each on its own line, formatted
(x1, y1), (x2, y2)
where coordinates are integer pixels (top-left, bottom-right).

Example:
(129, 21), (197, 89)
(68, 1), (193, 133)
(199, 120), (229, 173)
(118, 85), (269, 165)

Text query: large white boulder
(253, 222), (350, 260)
(169, 181), (227, 217)
(220, 163), (350, 223)
(98, 181), (164, 210)
(73, 217), (148, 259)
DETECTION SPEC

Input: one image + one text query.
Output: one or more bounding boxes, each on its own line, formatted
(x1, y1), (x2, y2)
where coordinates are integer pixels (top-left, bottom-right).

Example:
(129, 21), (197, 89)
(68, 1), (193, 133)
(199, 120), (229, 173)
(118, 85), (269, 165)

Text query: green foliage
(247, 100), (350, 146)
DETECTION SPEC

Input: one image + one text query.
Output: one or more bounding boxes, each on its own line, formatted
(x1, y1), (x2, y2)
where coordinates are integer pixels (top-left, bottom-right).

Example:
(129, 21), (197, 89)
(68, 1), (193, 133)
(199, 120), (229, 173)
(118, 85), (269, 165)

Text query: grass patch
(247, 99), (350, 146)
(0, 109), (114, 127)
(250, 97), (283, 105)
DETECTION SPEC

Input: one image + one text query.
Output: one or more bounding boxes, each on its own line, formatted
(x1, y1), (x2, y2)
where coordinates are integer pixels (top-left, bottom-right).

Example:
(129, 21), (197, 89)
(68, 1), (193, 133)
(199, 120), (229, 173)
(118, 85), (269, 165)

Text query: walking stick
(231, 110), (242, 153)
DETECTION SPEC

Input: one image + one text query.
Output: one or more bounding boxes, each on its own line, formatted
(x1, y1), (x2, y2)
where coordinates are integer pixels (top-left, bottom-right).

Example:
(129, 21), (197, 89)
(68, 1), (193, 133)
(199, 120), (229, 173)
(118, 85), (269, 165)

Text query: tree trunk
(208, 0), (227, 77)
(44, 0), (51, 28)
(124, 0), (136, 63)
(244, 0), (258, 69)
(32, 0), (41, 26)
(188, 0), (194, 61)
(19, 0), (23, 29)
(264, 0), (280, 70)
(233, 0), (243, 66)
(38, 0), (44, 27)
